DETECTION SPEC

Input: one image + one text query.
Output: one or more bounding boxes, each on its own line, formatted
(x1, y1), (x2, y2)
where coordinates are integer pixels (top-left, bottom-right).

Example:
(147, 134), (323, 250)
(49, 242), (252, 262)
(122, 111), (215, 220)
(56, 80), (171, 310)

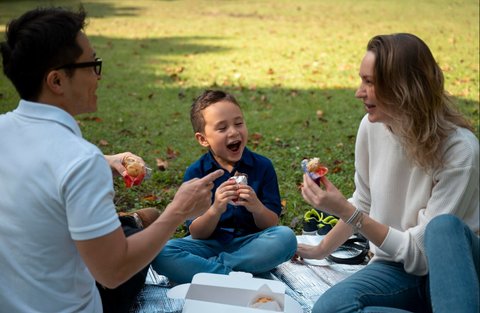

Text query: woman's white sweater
(350, 115), (479, 275)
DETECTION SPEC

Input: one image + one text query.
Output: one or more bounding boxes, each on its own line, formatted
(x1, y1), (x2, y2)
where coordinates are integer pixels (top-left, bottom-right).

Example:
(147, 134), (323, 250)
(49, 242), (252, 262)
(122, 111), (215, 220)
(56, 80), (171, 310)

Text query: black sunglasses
(55, 58), (102, 76)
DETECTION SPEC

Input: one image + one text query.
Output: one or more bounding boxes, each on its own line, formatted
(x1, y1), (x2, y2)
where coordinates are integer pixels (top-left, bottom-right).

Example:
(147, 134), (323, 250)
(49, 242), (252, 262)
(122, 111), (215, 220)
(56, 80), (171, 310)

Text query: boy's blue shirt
(183, 147), (282, 243)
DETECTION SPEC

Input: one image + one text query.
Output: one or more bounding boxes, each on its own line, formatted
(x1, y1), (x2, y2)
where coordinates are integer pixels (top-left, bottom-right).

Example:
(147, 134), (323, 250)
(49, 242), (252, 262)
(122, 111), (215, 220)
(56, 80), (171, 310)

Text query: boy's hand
(211, 179), (238, 214)
(235, 184), (263, 213)
(170, 169), (224, 220)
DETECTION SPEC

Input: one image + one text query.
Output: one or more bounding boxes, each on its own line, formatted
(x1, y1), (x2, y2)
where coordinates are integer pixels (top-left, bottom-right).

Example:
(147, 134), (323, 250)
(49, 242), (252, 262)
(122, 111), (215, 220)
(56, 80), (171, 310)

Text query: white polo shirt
(0, 100), (121, 312)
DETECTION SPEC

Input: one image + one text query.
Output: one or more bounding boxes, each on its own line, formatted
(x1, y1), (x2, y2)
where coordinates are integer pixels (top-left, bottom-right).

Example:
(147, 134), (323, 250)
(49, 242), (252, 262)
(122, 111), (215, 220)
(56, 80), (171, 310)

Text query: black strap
(327, 235), (370, 265)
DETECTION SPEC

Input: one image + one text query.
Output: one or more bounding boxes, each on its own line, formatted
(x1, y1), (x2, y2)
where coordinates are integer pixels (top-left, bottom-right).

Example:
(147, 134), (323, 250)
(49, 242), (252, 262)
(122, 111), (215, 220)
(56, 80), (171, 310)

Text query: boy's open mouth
(227, 140), (242, 152)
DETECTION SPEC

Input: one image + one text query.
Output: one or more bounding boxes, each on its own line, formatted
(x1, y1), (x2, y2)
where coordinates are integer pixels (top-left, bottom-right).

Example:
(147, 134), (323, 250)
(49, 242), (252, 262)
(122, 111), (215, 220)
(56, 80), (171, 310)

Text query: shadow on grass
(0, 0), (143, 24)
(0, 27), (478, 233)
(77, 33), (479, 231)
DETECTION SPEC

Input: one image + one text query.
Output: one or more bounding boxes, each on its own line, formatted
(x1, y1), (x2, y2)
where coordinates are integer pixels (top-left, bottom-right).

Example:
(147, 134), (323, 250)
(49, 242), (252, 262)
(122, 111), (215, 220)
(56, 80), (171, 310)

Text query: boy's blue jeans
(151, 225), (297, 284)
(313, 214), (479, 313)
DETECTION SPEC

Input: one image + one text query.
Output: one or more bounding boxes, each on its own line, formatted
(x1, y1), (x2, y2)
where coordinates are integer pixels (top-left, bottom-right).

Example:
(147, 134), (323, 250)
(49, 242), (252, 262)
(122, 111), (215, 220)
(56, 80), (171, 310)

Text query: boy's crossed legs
(151, 225), (297, 284)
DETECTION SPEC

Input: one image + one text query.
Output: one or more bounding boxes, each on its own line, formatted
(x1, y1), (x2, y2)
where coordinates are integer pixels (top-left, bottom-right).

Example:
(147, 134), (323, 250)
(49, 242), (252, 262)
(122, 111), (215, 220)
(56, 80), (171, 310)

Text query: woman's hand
(301, 174), (350, 219)
(296, 243), (328, 260)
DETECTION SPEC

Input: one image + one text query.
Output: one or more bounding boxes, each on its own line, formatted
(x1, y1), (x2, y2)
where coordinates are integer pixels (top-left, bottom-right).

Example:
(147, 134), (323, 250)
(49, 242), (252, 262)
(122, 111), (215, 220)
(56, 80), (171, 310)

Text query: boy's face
(195, 100), (248, 171)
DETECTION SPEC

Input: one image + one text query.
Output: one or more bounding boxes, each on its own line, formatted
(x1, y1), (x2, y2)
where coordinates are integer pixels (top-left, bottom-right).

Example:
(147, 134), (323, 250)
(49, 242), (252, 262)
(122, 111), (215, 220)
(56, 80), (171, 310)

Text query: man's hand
(169, 169), (224, 220)
(104, 152), (145, 177)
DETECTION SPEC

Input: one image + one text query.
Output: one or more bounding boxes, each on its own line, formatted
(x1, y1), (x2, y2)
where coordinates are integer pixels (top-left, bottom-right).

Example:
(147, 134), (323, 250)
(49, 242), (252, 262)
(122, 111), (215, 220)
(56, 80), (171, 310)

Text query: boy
(152, 90), (297, 283)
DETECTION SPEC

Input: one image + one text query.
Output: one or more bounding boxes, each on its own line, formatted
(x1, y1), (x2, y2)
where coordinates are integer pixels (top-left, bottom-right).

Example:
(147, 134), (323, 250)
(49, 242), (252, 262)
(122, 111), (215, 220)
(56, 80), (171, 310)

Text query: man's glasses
(55, 58), (102, 76)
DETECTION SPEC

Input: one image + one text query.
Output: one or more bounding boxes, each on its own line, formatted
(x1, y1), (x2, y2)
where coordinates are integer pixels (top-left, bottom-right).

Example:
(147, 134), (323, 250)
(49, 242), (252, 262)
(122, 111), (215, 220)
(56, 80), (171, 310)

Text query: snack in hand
(301, 157), (328, 184)
(228, 172), (248, 205)
(122, 156), (146, 187)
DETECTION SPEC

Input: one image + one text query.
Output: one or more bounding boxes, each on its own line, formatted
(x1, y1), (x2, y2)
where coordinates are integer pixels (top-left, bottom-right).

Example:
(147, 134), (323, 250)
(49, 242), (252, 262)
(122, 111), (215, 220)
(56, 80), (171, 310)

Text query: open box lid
(167, 272), (302, 313)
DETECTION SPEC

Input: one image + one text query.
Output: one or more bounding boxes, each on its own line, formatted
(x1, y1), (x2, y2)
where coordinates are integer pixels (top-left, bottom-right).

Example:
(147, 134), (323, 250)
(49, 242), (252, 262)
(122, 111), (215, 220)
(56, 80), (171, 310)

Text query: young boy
(152, 90), (297, 283)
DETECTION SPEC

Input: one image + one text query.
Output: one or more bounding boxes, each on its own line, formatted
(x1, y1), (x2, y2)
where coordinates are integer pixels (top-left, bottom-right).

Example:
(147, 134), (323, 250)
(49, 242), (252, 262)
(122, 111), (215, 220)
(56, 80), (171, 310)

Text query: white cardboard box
(167, 272), (303, 313)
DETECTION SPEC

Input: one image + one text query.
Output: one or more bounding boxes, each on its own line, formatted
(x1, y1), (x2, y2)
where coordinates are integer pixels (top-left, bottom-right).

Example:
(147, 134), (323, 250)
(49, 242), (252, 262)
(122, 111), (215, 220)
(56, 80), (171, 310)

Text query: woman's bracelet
(353, 211), (365, 233)
(345, 208), (365, 233)
(345, 208), (361, 224)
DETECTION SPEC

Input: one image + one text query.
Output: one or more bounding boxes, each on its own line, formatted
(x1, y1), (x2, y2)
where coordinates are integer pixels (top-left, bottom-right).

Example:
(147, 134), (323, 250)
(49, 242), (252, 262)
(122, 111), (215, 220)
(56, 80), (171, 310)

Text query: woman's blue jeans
(425, 214), (479, 313)
(313, 214), (479, 313)
(151, 225), (297, 284)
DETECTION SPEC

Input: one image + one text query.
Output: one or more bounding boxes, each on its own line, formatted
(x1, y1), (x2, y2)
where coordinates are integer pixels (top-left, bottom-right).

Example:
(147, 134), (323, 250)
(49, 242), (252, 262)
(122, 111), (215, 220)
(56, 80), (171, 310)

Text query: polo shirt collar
(203, 147), (255, 173)
(14, 99), (83, 137)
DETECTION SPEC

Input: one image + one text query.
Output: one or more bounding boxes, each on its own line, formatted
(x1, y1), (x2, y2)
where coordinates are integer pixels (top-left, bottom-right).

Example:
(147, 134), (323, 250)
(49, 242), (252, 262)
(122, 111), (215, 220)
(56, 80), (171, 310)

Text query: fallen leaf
(143, 194), (157, 201)
(166, 147), (179, 159)
(98, 139), (109, 146)
(156, 158), (168, 171)
(290, 216), (300, 229)
(251, 132), (263, 141)
(332, 166), (342, 173)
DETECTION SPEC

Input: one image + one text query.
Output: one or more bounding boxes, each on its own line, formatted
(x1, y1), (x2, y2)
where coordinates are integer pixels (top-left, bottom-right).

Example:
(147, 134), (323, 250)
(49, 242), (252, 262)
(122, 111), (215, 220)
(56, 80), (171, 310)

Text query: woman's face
(355, 51), (393, 125)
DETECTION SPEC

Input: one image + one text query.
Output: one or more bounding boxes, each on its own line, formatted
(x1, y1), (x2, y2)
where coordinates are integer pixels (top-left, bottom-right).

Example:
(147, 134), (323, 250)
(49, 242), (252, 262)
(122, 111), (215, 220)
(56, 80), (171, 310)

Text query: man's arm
(75, 170), (223, 288)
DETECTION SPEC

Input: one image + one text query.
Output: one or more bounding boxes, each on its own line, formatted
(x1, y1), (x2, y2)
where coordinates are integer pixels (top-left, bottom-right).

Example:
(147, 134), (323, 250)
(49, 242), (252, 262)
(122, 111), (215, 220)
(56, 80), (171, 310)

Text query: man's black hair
(1, 7), (87, 100)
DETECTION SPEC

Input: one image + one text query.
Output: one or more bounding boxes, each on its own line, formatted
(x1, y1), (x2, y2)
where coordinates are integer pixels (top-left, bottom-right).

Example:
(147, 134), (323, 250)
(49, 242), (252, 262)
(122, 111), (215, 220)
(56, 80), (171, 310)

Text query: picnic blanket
(131, 235), (366, 313)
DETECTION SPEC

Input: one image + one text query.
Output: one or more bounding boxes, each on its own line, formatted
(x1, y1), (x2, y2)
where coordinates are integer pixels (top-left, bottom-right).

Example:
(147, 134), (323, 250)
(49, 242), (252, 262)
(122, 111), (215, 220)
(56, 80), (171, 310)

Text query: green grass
(1, 0), (478, 235)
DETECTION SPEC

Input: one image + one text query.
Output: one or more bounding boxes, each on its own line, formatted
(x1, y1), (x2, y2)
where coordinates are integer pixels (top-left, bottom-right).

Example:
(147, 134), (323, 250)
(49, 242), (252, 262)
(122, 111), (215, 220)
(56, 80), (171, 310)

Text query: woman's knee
(312, 283), (359, 313)
(426, 214), (461, 233)
(425, 214), (463, 244)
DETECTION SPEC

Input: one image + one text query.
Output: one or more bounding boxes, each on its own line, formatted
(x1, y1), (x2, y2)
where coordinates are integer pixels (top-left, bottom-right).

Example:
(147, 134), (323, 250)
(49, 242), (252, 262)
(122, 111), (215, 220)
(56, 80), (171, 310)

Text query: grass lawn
(1, 0), (478, 235)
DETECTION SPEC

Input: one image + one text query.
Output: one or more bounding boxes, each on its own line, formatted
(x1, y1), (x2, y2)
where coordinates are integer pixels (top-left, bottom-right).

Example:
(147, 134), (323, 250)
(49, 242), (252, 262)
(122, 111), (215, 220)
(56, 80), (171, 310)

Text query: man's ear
(45, 70), (64, 95)
(195, 132), (210, 148)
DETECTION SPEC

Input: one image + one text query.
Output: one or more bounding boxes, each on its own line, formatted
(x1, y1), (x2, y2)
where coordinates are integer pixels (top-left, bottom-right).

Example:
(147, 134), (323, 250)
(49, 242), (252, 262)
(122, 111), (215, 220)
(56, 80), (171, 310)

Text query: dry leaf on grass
(156, 158), (168, 171)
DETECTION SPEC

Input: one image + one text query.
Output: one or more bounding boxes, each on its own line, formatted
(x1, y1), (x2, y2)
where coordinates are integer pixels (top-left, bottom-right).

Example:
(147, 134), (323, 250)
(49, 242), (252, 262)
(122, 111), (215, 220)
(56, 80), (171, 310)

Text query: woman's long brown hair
(367, 33), (472, 170)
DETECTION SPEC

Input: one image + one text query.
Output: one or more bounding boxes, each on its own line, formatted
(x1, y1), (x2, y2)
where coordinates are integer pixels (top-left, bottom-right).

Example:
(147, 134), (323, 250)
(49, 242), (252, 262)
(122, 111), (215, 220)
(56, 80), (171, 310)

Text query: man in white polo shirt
(0, 7), (222, 312)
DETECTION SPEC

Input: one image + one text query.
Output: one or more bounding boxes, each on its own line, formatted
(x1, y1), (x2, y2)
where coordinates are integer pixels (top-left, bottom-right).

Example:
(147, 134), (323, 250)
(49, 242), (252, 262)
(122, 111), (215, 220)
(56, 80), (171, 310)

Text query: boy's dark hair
(190, 90), (241, 133)
(1, 7), (87, 101)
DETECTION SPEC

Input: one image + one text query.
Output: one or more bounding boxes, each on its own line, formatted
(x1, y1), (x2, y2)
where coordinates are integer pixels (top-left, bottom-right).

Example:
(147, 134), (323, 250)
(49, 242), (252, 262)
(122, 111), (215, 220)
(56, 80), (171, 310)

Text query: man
(0, 7), (222, 312)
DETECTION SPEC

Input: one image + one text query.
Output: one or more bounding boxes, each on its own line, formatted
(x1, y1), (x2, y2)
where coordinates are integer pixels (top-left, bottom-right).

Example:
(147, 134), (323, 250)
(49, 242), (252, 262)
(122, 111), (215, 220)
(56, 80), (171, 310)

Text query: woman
(297, 33), (479, 313)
